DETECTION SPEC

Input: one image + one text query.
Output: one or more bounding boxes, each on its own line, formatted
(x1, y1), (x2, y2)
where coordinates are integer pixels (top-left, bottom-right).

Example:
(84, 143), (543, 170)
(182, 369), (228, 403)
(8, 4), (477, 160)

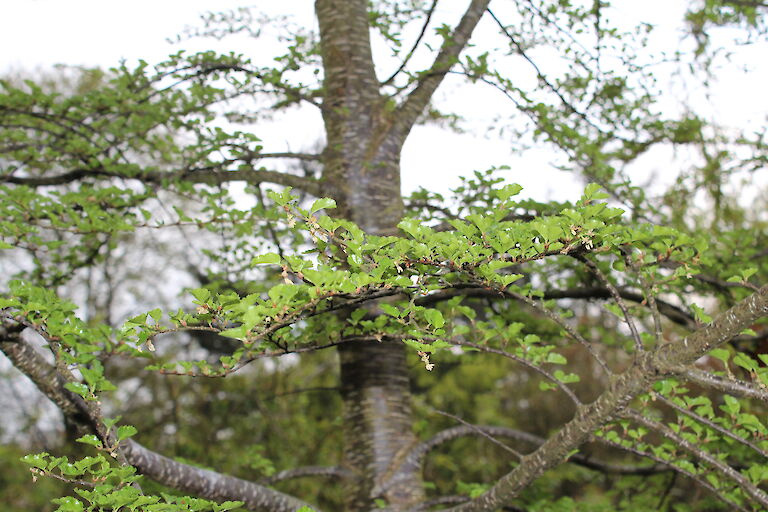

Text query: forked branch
(443, 284), (768, 511)
(0, 323), (315, 512)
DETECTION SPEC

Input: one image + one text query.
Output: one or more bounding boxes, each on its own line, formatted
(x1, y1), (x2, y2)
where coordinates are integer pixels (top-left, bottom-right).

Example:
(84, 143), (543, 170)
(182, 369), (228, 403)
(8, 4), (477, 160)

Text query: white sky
(1, 1), (766, 203)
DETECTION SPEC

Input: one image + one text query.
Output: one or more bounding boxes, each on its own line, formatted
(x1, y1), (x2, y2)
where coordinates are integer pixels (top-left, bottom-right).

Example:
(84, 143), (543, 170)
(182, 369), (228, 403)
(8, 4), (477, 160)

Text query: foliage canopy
(1, 1), (767, 511)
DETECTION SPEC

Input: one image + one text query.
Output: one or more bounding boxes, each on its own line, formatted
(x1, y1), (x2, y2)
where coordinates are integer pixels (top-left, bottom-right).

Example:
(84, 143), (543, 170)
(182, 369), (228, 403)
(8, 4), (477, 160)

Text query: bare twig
(381, 0), (440, 86)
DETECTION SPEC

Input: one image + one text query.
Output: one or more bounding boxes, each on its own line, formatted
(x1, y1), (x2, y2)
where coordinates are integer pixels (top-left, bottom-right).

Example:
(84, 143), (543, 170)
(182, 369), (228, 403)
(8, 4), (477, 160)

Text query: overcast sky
(1, 1), (766, 202)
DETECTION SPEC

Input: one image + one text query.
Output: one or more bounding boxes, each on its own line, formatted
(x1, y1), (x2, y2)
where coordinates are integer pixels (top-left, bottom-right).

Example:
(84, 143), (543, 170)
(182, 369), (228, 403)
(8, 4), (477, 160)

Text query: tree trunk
(314, 1), (423, 509)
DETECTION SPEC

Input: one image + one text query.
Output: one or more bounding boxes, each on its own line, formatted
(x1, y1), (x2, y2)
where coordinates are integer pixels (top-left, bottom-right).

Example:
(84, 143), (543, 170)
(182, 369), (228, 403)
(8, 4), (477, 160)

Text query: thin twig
(576, 255), (644, 351)
(381, 0), (440, 86)
(657, 394), (768, 459)
(624, 409), (768, 509)
(432, 409), (524, 459)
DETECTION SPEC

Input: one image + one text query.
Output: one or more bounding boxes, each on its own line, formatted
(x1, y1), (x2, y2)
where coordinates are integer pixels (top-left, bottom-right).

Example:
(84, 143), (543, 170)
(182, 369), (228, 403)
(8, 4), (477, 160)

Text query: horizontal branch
(239, 151), (321, 162)
(403, 424), (669, 477)
(174, 167), (324, 196)
(415, 285), (696, 328)
(2, 165), (324, 197)
(258, 465), (351, 485)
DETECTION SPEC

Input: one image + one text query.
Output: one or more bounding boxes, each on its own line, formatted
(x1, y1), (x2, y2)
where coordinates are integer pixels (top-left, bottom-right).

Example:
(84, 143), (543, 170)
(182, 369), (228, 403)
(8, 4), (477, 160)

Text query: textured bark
(316, 2), (417, 506)
(681, 368), (768, 402)
(338, 340), (421, 509)
(0, 327), (89, 432)
(121, 441), (313, 512)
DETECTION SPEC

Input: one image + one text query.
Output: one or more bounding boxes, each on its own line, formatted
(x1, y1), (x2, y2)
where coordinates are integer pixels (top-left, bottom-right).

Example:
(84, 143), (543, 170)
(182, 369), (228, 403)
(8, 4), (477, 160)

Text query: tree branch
(656, 394), (768, 459)
(395, 0), (491, 136)
(598, 434), (750, 512)
(2, 166), (325, 197)
(175, 167), (324, 196)
(235, 150), (322, 162)
(381, 0), (440, 86)
(403, 423), (669, 477)
(719, 0), (768, 8)
(446, 338), (582, 405)
(575, 255), (643, 351)
(0, 325), (316, 512)
(680, 368), (768, 403)
(414, 285), (696, 328)
(443, 284), (768, 511)
(543, 287), (696, 328)
(624, 409), (768, 509)
(121, 441), (315, 512)
(258, 466), (351, 485)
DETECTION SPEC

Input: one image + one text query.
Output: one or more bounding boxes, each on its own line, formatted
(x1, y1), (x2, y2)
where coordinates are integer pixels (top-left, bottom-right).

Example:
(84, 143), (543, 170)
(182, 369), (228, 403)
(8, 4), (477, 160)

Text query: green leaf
(116, 425), (138, 441)
(546, 352), (567, 365)
(213, 502), (246, 512)
(148, 308), (162, 323)
(76, 435), (103, 448)
(310, 198), (336, 213)
(190, 287), (211, 303)
(733, 353), (758, 372)
(380, 304), (401, 317)
(64, 382), (90, 398)
(423, 309), (445, 328)
(690, 304), (712, 323)
(404, 339), (433, 352)
(20, 453), (50, 470)
(51, 496), (84, 512)
(266, 187), (295, 206)
(709, 348), (730, 364)
(495, 183), (523, 201)
(220, 326), (248, 339)
(252, 253), (281, 265)
(582, 183), (609, 201)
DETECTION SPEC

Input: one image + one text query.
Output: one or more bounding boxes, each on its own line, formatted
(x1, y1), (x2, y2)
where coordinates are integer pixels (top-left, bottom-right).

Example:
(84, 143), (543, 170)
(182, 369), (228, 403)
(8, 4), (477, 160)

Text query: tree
(1, 1), (767, 511)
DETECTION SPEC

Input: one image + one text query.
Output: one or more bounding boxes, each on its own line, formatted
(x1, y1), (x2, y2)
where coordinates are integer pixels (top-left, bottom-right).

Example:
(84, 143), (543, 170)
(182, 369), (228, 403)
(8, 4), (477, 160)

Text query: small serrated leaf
(252, 253), (281, 265)
(76, 435), (103, 448)
(117, 425), (138, 441)
(310, 198), (336, 213)
(424, 309), (445, 328)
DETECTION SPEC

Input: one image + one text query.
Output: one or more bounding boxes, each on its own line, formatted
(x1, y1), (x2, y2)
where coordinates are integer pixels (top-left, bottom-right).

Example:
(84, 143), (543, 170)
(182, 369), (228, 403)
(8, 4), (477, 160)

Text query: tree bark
(315, 0), (418, 507)
(315, 1), (492, 508)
